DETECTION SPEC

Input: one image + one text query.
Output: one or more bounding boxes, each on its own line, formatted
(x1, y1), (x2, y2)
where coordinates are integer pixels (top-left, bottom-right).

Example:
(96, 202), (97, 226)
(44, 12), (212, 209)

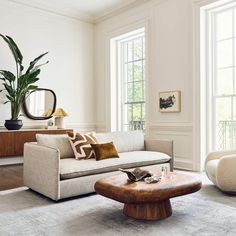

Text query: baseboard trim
(174, 156), (194, 171)
(0, 157), (23, 166)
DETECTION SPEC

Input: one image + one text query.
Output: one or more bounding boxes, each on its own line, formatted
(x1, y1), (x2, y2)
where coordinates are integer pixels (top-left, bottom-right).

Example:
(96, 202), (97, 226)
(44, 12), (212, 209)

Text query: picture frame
(159, 90), (181, 113)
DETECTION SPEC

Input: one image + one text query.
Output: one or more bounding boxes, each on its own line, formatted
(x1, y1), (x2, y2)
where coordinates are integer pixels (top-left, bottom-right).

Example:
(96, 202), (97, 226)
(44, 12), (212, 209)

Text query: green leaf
(27, 85), (38, 90)
(0, 34), (49, 120)
(18, 69), (40, 91)
(30, 61), (49, 73)
(6, 94), (14, 101)
(3, 83), (15, 97)
(0, 34), (23, 66)
(0, 70), (15, 82)
(26, 52), (48, 73)
(5, 35), (23, 65)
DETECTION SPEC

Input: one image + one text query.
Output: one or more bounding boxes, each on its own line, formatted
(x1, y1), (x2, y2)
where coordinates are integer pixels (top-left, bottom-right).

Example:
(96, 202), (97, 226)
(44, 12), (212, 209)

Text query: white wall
(0, 0), (95, 130)
(94, 0), (208, 170)
(0, 0), (217, 169)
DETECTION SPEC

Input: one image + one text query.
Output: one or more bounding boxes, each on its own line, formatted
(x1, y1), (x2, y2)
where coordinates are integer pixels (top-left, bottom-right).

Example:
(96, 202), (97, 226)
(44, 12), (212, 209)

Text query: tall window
(117, 29), (145, 131)
(208, 4), (236, 150)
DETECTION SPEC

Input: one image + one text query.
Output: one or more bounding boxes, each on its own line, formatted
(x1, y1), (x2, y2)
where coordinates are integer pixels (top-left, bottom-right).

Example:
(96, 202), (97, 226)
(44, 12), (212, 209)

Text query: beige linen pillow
(36, 134), (74, 158)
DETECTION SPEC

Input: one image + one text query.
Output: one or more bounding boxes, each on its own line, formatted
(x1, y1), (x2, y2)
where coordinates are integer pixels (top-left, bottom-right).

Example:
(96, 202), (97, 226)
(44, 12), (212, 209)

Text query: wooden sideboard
(0, 129), (73, 157)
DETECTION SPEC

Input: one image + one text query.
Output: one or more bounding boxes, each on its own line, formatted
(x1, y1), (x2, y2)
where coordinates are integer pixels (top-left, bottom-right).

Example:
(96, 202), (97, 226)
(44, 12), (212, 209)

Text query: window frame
(115, 29), (146, 132)
(208, 4), (236, 150)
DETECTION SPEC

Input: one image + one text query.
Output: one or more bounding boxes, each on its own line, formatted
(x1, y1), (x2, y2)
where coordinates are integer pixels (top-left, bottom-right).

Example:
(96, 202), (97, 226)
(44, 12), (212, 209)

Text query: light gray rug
(0, 174), (236, 236)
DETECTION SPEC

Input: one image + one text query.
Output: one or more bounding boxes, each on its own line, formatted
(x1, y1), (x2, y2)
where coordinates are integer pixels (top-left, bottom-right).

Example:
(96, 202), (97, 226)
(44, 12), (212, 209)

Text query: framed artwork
(159, 90), (181, 113)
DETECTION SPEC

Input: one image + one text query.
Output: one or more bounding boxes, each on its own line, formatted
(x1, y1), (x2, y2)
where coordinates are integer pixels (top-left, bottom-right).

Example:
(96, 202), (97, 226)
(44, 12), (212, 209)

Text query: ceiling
(49, 0), (132, 16)
(10, 0), (145, 23)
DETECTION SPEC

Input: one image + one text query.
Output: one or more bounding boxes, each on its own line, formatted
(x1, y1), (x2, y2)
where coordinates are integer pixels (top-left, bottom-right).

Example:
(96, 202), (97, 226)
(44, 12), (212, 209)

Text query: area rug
(0, 175), (236, 236)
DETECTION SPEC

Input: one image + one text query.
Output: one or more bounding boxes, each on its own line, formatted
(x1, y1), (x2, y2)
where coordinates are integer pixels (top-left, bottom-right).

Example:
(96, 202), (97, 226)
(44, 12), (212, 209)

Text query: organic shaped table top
(95, 171), (202, 220)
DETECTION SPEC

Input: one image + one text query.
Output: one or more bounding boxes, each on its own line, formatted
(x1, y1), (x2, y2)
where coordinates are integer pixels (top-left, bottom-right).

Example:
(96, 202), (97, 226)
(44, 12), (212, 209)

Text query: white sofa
(205, 150), (236, 194)
(24, 131), (173, 200)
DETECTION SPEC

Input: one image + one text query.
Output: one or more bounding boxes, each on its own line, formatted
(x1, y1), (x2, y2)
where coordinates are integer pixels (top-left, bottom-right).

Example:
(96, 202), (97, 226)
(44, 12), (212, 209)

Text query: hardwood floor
(0, 164), (23, 191)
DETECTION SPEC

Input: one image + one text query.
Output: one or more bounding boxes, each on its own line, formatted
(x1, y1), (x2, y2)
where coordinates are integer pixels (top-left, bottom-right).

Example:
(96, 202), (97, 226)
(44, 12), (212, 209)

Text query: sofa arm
(216, 154), (236, 192)
(205, 150), (236, 167)
(145, 139), (174, 171)
(24, 143), (60, 200)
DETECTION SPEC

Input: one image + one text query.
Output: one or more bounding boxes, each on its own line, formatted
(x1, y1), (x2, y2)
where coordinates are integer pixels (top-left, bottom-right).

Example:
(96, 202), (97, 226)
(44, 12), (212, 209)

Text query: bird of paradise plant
(0, 34), (48, 122)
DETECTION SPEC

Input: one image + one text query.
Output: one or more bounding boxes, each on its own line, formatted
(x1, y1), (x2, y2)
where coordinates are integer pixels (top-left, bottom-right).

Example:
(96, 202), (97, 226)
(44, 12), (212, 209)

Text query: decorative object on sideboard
(52, 108), (68, 129)
(159, 90), (181, 113)
(47, 119), (57, 130)
(119, 167), (152, 182)
(23, 88), (57, 120)
(0, 34), (49, 130)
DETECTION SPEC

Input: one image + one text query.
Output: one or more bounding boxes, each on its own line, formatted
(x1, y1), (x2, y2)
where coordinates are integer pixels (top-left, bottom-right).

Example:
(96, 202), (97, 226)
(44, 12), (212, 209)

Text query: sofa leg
(169, 160), (173, 172)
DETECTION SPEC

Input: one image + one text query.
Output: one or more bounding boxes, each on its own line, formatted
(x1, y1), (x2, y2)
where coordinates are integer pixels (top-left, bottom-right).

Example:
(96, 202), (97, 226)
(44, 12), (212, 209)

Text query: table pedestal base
(123, 199), (172, 220)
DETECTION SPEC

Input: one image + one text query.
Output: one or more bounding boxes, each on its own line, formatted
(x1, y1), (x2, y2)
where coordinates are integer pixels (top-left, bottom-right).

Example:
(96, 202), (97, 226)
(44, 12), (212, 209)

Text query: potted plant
(0, 34), (48, 130)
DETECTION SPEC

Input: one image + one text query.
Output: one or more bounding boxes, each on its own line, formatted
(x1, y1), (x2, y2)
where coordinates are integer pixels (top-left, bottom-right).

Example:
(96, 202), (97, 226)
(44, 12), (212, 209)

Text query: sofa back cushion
(95, 131), (144, 153)
(36, 134), (74, 159)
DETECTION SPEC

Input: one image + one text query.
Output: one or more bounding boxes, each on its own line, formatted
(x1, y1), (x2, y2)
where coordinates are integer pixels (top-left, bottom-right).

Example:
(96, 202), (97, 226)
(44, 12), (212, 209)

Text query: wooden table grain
(95, 171), (202, 220)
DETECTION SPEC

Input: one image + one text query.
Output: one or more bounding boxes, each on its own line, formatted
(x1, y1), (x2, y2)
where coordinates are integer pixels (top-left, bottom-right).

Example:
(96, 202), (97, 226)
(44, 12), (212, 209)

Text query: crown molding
(7, 0), (152, 24)
(94, 0), (151, 23)
(8, 0), (94, 23)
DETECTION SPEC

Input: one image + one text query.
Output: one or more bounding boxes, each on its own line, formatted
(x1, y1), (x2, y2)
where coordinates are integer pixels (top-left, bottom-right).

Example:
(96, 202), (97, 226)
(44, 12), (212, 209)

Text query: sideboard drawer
(14, 131), (37, 156)
(0, 129), (73, 157)
(0, 132), (15, 156)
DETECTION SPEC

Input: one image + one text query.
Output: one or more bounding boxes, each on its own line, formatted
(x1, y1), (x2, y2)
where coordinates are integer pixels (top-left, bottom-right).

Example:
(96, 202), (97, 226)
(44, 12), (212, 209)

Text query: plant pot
(4, 120), (23, 130)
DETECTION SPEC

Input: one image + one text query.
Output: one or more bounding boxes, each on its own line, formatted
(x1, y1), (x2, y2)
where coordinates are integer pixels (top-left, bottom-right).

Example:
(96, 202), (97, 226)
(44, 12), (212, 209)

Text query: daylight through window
(209, 4), (236, 150)
(119, 30), (145, 131)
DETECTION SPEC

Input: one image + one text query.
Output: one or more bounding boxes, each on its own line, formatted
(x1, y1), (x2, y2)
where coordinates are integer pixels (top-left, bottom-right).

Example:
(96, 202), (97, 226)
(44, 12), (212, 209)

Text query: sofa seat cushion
(206, 159), (219, 185)
(60, 151), (171, 180)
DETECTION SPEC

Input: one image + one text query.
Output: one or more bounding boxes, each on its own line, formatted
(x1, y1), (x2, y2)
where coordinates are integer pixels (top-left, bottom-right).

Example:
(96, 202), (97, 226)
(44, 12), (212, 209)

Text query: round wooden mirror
(23, 88), (57, 120)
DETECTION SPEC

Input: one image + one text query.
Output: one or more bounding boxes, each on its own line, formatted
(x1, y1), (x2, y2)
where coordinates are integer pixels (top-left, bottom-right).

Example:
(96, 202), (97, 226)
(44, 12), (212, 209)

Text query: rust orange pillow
(91, 142), (119, 161)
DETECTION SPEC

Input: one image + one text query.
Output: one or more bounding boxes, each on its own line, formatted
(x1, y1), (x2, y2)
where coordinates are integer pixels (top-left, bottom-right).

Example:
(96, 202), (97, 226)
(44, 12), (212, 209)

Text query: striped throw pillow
(67, 132), (97, 160)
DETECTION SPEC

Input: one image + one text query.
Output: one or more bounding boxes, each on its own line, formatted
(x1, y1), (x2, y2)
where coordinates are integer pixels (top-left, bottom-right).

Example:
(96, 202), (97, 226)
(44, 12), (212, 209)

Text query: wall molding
(148, 123), (195, 170)
(95, 0), (151, 23)
(149, 123), (193, 132)
(8, 0), (94, 23)
(6, 0), (157, 24)
(0, 157), (23, 166)
(95, 123), (107, 132)
(174, 155), (194, 170)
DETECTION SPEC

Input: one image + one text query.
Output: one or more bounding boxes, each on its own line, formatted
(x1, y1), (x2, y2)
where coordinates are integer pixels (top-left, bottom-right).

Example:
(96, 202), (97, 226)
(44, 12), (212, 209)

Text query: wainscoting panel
(95, 123), (107, 132)
(148, 123), (194, 170)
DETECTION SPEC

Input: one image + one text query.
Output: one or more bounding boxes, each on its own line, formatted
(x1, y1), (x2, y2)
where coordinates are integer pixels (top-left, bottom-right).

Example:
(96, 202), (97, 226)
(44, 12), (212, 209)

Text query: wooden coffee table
(95, 172), (202, 220)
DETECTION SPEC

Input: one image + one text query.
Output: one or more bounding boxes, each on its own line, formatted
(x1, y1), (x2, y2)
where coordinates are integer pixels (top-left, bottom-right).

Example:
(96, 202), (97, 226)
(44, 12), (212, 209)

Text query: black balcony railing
(218, 120), (236, 150)
(128, 121), (145, 131)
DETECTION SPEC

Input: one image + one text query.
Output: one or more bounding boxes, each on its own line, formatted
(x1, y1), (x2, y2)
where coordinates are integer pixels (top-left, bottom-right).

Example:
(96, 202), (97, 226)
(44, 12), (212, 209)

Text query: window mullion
(232, 10), (235, 122)
(211, 7), (236, 151)
(232, 96), (234, 121)
(132, 40), (135, 105)
(116, 30), (145, 131)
